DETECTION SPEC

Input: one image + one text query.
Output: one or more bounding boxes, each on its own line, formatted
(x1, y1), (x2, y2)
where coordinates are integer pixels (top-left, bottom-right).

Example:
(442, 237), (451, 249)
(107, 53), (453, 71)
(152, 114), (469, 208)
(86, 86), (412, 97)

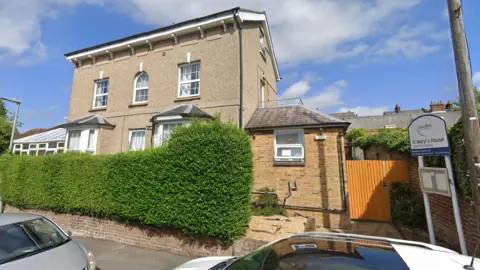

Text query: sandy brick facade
(68, 22), (277, 154)
(249, 128), (350, 229)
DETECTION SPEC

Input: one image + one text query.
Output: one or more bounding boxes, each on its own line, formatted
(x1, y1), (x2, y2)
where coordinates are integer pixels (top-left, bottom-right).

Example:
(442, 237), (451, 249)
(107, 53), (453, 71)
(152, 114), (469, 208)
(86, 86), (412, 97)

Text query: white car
(174, 232), (479, 270)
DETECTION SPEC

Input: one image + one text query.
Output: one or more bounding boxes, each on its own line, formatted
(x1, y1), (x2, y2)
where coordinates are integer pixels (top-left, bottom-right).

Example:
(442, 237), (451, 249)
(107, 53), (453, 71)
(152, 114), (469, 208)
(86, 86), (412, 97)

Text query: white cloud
(373, 22), (446, 59)
(339, 106), (389, 116)
(1, 0), (429, 66)
(282, 79), (347, 110)
(473, 72), (480, 86)
(443, 7), (449, 20)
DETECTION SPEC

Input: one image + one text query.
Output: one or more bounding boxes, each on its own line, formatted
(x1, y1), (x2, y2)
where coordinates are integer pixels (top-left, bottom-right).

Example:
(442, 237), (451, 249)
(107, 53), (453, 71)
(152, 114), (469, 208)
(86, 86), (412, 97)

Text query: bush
(0, 120), (253, 242)
(390, 182), (426, 229)
(252, 187), (285, 216)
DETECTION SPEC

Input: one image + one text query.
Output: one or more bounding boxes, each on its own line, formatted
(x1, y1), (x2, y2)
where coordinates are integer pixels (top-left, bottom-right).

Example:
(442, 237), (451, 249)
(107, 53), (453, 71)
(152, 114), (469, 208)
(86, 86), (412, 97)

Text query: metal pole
(445, 155), (468, 254)
(447, 0), (480, 233)
(8, 102), (20, 151)
(419, 156), (436, 245)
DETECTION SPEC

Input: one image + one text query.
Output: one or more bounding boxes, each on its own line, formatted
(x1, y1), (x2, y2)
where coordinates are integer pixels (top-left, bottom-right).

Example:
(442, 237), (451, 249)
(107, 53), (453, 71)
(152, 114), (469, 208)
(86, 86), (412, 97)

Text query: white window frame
(274, 129), (305, 161)
(133, 72), (148, 104)
(128, 129), (146, 151)
(178, 62), (200, 98)
(92, 79), (109, 109)
(13, 142), (64, 156)
(65, 128), (98, 154)
(154, 120), (191, 147)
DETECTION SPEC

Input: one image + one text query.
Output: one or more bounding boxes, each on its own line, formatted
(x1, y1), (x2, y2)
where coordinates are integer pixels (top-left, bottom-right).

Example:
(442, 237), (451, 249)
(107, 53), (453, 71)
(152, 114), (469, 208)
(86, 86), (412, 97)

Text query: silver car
(0, 213), (96, 270)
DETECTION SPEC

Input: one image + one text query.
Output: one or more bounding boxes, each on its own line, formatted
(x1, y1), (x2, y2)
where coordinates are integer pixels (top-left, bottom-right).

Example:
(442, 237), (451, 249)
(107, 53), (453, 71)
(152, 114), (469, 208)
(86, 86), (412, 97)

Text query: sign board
(408, 115), (451, 156)
(419, 167), (451, 197)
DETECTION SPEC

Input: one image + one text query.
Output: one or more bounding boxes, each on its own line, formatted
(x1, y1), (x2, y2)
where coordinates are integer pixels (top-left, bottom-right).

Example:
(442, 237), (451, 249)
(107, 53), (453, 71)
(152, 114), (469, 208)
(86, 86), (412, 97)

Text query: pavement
(74, 236), (192, 270)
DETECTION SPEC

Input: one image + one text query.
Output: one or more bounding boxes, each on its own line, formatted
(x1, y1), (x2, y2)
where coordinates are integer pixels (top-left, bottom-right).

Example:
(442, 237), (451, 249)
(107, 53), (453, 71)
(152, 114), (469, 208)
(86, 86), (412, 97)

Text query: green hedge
(0, 120), (253, 242)
(390, 182), (426, 229)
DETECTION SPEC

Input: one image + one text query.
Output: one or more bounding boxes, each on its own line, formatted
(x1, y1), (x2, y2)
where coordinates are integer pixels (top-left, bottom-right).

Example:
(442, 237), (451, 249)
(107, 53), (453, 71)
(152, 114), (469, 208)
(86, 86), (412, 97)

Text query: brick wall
(4, 206), (267, 258)
(249, 128), (350, 229)
(407, 159), (480, 254)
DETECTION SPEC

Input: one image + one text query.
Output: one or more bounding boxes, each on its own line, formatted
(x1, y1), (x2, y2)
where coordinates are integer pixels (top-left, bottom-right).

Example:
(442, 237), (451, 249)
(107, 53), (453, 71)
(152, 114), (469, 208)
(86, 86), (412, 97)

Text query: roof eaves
(246, 122), (350, 131)
(64, 7), (241, 57)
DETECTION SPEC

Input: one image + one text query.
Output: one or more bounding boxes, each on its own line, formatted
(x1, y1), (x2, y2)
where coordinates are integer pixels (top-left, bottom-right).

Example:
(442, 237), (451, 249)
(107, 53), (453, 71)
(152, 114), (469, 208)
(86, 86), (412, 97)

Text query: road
(74, 236), (192, 270)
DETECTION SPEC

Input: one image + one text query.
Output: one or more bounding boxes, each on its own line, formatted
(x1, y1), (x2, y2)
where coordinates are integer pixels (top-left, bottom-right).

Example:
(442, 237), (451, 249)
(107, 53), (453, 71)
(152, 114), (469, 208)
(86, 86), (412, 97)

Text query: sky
(1, 0), (480, 132)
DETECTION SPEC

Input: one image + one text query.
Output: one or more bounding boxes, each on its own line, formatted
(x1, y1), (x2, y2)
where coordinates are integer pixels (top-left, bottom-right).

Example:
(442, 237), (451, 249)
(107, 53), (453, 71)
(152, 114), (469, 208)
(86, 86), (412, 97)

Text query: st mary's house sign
(408, 114), (451, 156)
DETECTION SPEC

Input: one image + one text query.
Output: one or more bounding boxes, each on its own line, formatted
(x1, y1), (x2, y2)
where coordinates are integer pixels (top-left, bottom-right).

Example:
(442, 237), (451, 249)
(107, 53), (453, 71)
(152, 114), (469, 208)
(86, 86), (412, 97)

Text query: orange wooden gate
(346, 160), (409, 222)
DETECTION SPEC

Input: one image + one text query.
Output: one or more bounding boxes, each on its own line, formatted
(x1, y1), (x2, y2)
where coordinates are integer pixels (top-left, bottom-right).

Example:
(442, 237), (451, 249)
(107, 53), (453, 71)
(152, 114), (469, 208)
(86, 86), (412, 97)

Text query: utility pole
(447, 0), (480, 234)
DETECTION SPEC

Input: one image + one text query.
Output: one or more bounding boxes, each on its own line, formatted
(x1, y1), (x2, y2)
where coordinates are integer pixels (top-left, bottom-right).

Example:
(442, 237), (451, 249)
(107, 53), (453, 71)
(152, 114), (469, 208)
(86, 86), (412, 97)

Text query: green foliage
(390, 182), (426, 229)
(346, 128), (410, 154)
(0, 121), (253, 242)
(252, 187), (285, 216)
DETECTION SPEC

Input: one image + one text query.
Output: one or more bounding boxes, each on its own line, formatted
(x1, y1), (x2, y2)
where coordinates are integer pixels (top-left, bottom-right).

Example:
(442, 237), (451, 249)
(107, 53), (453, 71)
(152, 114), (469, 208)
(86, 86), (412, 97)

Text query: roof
(64, 7), (280, 81)
(245, 105), (350, 130)
(13, 128), (66, 144)
(0, 213), (42, 226)
(16, 128), (51, 139)
(329, 112), (356, 120)
(347, 111), (461, 131)
(58, 114), (115, 128)
(153, 104), (213, 119)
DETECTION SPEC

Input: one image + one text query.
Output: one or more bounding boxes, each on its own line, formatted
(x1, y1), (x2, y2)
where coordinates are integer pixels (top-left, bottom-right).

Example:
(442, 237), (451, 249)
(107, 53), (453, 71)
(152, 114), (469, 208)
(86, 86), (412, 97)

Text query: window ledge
(128, 103), (148, 108)
(174, 96), (201, 102)
(273, 160), (305, 167)
(89, 107), (107, 112)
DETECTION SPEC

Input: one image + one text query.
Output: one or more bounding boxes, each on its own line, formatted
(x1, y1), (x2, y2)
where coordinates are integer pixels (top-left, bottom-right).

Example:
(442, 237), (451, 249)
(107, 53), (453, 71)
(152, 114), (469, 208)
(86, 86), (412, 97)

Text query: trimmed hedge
(0, 120), (253, 242)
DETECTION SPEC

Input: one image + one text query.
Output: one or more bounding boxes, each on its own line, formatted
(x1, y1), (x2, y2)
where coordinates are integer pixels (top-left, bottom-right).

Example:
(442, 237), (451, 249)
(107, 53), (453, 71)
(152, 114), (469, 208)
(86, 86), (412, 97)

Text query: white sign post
(408, 115), (467, 255)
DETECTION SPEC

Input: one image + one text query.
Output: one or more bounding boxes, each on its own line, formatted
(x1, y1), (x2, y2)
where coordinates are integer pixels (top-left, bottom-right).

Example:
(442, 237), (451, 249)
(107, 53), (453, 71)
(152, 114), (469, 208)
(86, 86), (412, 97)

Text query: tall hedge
(0, 120), (253, 242)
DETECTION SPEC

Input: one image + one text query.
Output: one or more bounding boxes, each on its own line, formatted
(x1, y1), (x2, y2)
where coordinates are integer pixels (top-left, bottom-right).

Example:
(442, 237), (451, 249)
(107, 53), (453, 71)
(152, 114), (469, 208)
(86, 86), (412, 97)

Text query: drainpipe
(233, 10), (244, 127)
(282, 132), (348, 213)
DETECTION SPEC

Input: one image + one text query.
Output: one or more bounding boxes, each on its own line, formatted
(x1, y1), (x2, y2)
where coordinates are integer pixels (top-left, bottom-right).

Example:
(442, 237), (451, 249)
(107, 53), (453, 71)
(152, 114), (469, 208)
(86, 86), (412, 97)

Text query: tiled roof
(245, 105), (350, 130)
(59, 114), (115, 128)
(153, 105), (213, 119)
(329, 112), (356, 120)
(13, 128), (66, 143)
(347, 111), (461, 131)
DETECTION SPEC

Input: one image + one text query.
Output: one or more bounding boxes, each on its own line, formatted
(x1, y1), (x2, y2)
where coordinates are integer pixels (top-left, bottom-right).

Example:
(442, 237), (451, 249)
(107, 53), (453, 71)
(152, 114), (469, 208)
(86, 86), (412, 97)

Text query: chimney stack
(430, 101), (445, 112)
(395, 104), (401, 113)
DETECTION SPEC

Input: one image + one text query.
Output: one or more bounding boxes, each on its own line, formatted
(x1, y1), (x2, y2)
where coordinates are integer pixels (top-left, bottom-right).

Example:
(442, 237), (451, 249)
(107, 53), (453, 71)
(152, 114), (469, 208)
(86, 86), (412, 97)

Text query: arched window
(134, 72), (148, 103)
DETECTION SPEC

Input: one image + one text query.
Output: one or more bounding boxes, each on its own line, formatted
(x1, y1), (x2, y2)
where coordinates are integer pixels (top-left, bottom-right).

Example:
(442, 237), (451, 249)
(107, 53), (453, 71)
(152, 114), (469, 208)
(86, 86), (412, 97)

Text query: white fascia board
(154, 115), (183, 122)
(66, 14), (234, 61)
(238, 11), (281, 81)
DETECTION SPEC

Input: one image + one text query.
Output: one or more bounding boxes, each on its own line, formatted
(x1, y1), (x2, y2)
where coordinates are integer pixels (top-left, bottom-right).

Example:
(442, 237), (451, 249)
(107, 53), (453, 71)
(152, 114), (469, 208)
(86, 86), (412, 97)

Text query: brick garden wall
(4, 205), (267, 258)
(365, 146), (480, 254)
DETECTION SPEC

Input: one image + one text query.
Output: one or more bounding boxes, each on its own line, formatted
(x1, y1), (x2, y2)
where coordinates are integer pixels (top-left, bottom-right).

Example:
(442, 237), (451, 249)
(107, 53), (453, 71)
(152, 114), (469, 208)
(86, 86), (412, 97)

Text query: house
(58, 7), (279, 154)
(246, 105), (351, 228)
(11, 7), (353, 229)
(330, 101), (462, 160)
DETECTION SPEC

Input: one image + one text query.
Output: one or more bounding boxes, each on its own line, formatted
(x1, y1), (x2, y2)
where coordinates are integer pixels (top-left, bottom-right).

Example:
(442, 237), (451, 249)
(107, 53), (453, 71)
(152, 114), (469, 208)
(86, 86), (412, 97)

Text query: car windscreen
(225, 237), (410, 270)
(0, 217), (70, 265)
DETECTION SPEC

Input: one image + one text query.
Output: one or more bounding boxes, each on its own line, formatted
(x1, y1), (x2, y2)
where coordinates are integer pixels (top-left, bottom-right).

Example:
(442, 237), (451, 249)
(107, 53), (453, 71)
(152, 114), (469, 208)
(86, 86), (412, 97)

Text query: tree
(0, 100), (21, 154)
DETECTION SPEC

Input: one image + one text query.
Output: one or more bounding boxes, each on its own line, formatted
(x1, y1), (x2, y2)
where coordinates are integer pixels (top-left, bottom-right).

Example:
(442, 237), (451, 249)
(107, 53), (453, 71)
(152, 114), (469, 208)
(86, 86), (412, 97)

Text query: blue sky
(1, 0), (479, 131)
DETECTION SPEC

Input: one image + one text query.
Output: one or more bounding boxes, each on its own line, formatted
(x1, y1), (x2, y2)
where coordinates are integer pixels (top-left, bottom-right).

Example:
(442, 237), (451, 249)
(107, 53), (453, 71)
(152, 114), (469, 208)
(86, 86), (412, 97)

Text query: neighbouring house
(330, 101), (462, 160)
(246, 105), (351, 228)
(59, 7), (279, 155)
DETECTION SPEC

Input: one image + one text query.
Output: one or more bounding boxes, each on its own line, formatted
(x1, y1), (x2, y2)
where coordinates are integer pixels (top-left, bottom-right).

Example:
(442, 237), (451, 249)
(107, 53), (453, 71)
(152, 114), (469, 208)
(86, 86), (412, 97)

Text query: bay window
(66, 129), (98, 154)
(154, 121), (190, 147)
(274, 129), (305, 161)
